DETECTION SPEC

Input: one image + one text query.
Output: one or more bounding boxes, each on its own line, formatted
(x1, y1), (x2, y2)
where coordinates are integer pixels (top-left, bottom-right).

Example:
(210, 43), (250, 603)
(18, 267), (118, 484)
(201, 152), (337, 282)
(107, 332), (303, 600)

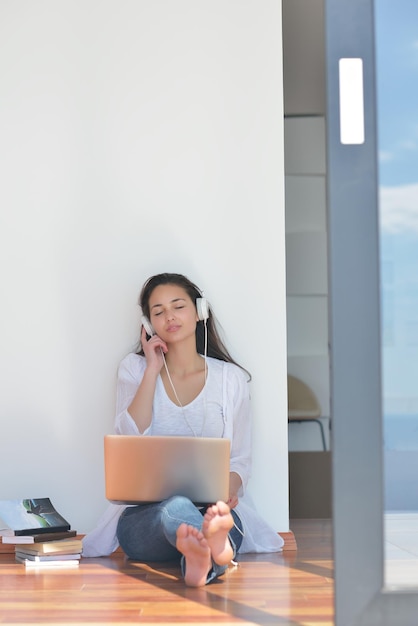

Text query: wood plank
(280, 530), (297, 551)
(0, 520), (333, 625)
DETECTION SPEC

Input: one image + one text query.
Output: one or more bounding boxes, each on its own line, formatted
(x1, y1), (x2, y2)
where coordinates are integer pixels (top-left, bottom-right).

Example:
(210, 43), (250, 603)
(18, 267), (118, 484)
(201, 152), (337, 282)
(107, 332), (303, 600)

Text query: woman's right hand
(141, 327), (168, 373)
(127, 328), (168, 433)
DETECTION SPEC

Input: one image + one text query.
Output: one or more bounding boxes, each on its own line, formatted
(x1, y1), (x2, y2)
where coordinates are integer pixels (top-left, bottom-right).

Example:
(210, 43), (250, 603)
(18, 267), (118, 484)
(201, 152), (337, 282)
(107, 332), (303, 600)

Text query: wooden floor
(0, 519), (334, 626)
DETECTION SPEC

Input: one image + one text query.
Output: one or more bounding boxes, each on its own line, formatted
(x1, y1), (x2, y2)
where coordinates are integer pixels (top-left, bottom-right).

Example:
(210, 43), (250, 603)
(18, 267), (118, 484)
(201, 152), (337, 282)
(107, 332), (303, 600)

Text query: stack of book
(14, 536), (82, 568)
(0, 498), (82, 569)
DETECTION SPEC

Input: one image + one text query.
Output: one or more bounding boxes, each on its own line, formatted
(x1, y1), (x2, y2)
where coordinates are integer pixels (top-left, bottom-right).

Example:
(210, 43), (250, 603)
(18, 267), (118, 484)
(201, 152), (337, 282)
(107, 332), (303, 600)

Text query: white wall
(0, 0), (288, 534)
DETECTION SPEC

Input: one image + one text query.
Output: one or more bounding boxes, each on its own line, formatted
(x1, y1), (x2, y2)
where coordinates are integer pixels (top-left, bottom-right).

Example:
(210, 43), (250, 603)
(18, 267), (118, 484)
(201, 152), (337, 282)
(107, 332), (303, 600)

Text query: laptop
(104, 435), (230, 505)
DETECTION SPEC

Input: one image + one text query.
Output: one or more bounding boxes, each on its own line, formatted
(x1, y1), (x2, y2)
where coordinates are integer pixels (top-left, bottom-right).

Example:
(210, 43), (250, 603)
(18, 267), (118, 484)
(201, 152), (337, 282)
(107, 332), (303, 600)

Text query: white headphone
(196, 297), (210, 322)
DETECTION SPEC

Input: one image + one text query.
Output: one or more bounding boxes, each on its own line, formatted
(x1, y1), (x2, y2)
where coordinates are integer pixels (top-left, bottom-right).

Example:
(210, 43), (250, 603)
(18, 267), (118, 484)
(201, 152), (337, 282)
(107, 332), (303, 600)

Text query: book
(15, 550), (81, 562)
(14, 538), (83, 555)
(15, 554), (80, 568)
(0, 498), (71, 537)
(2, 530), (77, 544)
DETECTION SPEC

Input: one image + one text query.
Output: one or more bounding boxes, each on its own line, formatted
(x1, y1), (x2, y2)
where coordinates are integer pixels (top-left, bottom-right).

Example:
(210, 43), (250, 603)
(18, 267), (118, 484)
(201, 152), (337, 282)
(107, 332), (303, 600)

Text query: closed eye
(154, 306), (184, 316)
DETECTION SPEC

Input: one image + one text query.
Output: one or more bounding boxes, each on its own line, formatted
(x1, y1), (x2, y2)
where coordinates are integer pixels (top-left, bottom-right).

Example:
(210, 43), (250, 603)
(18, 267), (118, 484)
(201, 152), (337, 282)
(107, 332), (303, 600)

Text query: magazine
(0, 498), (71, 536)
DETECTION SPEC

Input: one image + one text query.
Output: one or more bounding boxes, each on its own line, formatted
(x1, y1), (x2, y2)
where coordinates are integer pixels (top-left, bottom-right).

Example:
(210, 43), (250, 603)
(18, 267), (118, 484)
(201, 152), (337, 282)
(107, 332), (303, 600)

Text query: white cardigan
(82, 354), (284, 557)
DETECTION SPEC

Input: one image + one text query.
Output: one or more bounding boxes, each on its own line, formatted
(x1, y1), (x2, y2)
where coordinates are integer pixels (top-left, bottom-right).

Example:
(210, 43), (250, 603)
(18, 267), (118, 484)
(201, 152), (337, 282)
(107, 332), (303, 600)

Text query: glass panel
(376, 0), (418, 587)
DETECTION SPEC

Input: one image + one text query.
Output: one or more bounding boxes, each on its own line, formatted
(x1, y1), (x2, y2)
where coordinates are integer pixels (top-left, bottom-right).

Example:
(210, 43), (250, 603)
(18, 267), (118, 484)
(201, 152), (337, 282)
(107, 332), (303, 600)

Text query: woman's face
(147, 284), (198, 341)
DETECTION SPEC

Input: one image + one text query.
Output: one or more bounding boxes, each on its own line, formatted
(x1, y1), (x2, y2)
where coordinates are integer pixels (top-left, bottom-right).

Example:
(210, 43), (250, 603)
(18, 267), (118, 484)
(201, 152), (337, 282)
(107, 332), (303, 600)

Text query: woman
(82, 273), (283, 586)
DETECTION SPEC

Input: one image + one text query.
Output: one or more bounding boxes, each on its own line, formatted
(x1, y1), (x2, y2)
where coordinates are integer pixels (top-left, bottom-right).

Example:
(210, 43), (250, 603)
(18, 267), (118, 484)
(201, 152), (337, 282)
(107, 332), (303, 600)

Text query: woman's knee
(165, 495), (194, 506)
(160, 496), (203, 541)
(163, 495), (196, 516)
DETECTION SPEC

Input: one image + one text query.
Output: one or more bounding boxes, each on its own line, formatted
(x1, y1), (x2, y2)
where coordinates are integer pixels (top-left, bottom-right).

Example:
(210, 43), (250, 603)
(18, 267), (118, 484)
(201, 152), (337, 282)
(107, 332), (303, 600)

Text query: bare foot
(176, 523), (212, 587)
(202, 501), (234, 566)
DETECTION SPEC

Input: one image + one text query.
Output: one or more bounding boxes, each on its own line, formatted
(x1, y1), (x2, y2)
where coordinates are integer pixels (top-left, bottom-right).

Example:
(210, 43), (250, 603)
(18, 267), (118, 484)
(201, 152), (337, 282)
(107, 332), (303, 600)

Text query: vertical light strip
(339, 58), (365, 144)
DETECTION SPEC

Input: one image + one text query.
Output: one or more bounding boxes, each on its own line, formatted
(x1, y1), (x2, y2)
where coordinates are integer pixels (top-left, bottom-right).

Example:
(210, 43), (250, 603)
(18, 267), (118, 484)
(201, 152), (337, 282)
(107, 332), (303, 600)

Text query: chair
(287, 374), (326, 450)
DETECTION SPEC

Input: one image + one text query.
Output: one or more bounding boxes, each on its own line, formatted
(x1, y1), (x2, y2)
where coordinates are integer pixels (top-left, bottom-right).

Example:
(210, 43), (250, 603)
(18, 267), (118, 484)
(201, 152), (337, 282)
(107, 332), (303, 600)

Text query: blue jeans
(116, 495), (243, 583)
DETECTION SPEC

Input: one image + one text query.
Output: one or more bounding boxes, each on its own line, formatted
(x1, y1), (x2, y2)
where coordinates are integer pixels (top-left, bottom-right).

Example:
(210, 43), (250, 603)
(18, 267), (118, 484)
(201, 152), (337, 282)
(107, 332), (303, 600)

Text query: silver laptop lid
(104, 435), (230, 505)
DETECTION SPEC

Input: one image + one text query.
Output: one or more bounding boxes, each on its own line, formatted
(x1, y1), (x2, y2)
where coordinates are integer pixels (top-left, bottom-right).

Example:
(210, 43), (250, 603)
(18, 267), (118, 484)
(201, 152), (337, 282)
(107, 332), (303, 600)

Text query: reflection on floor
(385, 512), (418, 588)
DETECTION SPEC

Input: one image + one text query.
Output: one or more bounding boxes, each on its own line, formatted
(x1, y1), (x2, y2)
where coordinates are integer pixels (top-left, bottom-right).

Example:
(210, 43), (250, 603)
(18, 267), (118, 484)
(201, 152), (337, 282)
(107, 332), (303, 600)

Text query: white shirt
(82, 354), (284, 556)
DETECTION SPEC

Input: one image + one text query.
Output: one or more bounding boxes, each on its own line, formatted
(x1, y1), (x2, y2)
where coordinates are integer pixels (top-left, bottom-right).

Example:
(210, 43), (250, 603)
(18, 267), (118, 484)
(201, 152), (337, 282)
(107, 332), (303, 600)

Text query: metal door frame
(326, 0), (418, 623)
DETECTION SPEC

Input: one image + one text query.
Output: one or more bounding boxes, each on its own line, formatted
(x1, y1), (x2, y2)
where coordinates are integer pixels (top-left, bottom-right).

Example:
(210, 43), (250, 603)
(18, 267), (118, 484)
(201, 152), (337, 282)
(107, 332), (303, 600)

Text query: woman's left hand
(228, 471), (242, 509)
(227, 494), (239, 509)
